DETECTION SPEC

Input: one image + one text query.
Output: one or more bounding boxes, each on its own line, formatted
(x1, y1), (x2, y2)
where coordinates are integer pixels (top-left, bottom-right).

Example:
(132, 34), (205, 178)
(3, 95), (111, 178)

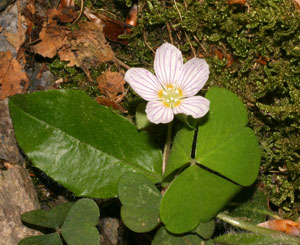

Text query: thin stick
(143, 31), (155, 54)
(166, 22), (174, 44)
(72, 0), (84, 25)
(113, 57), (131, 70)
(173, 0), (196, 57)
(162, 122), (173, 175)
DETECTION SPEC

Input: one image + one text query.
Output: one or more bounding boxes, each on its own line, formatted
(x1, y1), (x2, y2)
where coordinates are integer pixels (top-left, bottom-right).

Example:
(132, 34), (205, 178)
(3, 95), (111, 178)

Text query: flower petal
(173, 96), (210, 118)
(146, 101), (174, 124)
(154, 43), (183, 86)
(178, 58), (209, 97)
(124, 68), (163, 101)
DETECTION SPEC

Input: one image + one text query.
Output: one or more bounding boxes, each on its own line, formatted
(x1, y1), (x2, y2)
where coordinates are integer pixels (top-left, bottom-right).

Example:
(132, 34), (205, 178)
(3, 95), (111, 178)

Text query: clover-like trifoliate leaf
(160, 165), (241, 233)
(118, 172), (161, 232)
(160, 87), (261, 234)
(21, 202), (73, 229)
(18, 233), (62, 245)
(61, 199), (100, 245)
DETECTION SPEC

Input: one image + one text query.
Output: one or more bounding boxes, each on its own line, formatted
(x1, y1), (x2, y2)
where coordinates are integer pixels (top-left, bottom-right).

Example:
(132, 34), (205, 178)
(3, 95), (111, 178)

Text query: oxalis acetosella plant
(10, 43), (298, 244)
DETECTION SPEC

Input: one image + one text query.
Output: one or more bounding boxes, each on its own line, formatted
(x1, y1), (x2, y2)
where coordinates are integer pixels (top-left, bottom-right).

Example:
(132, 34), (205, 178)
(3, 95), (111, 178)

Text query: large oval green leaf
(196, 87), (261, 186)
(160, 165), (242, 234)
(9, 90), (162, 198)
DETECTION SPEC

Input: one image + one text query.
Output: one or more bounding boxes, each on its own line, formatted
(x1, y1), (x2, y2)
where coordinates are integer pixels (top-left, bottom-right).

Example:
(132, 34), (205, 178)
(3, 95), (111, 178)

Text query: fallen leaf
(228, 0), (247, 4)
(0, 50), (29, 100)
(97, 71), (125, 101)
(258, 219), (300, 236)
(96, 70), (126, 112)
(47, 0), (77, 24)
(4, 0), (26, 52)
(292, 0), (300, 11)
(33, 23), (68, 58)
(84, 7), (134, 44)
(95, 96), (127, 113)
(58, 21), (114, 70)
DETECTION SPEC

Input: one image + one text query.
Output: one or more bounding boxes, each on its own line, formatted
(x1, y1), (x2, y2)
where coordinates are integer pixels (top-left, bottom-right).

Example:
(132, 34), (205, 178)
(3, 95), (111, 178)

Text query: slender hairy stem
(217, 212), (300, 243)
(162, 122), (173, 175)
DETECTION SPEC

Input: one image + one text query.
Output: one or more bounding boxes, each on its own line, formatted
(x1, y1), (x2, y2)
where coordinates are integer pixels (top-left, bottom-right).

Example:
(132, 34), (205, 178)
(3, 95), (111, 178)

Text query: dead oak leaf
(97, 71), (125, 101)
(228, 0), (247, 4)
(96, 96), (127, 113)
(33, 23), (69, 58)
(58, 21), (114, 69)
(0, 50), (29, 100)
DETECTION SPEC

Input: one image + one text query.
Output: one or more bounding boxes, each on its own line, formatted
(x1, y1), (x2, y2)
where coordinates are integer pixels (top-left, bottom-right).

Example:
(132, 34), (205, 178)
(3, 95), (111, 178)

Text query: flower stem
(162, 122), (173, 175)
(217, 212), (300, 243)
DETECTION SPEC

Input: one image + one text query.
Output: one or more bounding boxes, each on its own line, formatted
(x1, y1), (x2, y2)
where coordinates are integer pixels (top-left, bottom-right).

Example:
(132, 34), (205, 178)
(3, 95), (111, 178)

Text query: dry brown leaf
(33, 23), (68, 58)
(97, 71), (125, 101)
(84, 7), (133, 44)
(96, 96), (127, 113)
(4, 0), (26, 52)
(293, 0), (300, 11)
(228, 0), (247, 4)
(47, 5), (77, 23)
(4, 31), (20, 50)
(58, 21), (114, 70)
(0, 51), (29, 100)
(258, 219), (300, 236)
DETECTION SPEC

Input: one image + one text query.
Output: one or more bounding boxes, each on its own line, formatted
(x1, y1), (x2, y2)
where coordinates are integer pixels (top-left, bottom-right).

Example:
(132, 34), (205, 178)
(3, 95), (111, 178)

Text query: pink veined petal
(154, 43), (183, 86)
(173, 96), (210, 118)
(124, 68), (163, 101)
(177, 58), (210, 97)
(145, 101), (174, 124)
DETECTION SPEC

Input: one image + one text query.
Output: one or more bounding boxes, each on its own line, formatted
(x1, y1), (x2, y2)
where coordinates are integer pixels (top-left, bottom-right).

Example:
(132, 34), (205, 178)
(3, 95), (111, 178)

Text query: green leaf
(118, 172), (161, 232)
(18, 233), (62, 245)
(193, 220), (215, 240)
(160, 87), (261, 234)
(135, 102), (151, 129)
(61, 199), (100, 245)
(164, 127), (194, 178)
(229, 187), (269, 224)
(214, 232), (300, 245)
(175, 114), (199, 129)
(152, 227), (205, 245)
(9, 90), (162, 198)
(160, 165), (242, 234)
(21, 202), (74, 229)
(196, 87), (261, 186)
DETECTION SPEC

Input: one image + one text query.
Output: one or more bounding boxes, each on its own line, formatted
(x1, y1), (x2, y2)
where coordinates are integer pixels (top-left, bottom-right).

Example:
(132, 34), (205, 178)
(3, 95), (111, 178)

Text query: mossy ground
(50, 0), (300, 219)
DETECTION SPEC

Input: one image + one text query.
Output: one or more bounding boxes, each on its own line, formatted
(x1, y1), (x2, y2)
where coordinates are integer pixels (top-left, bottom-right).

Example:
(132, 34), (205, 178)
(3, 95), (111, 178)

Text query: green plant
(19, 199), (100, 245)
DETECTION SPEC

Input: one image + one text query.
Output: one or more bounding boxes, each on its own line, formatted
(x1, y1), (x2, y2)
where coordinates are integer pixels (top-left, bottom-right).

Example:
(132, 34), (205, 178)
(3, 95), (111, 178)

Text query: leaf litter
(0, 0), (134, 111)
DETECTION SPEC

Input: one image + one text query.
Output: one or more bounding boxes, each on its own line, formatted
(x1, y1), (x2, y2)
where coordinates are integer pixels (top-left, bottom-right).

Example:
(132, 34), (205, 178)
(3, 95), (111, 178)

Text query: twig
(173, 0), (196, 57)
(143, 31), (155, 54)
(72, 0), (84, 25)
(166, 22), (174, 44)
(113, 57), (131, 70)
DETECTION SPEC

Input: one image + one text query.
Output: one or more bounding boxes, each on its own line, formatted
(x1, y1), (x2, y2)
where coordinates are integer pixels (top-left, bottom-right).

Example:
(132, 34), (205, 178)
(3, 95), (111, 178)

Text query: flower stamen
(158, 84), (183, 108)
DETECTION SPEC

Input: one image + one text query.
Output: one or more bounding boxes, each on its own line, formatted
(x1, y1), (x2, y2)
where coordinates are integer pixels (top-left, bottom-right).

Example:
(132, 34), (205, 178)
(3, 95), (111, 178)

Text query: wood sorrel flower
(125, 43), (210, 124)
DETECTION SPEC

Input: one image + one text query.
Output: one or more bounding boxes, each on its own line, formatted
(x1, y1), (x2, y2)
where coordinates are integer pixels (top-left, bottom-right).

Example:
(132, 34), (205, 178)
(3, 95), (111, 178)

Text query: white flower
(125, 43), (210, 124)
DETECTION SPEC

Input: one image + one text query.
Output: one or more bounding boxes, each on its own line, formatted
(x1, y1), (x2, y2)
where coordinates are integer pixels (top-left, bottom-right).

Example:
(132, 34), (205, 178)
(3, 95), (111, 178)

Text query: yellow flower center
(158, 84), (183, 108)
